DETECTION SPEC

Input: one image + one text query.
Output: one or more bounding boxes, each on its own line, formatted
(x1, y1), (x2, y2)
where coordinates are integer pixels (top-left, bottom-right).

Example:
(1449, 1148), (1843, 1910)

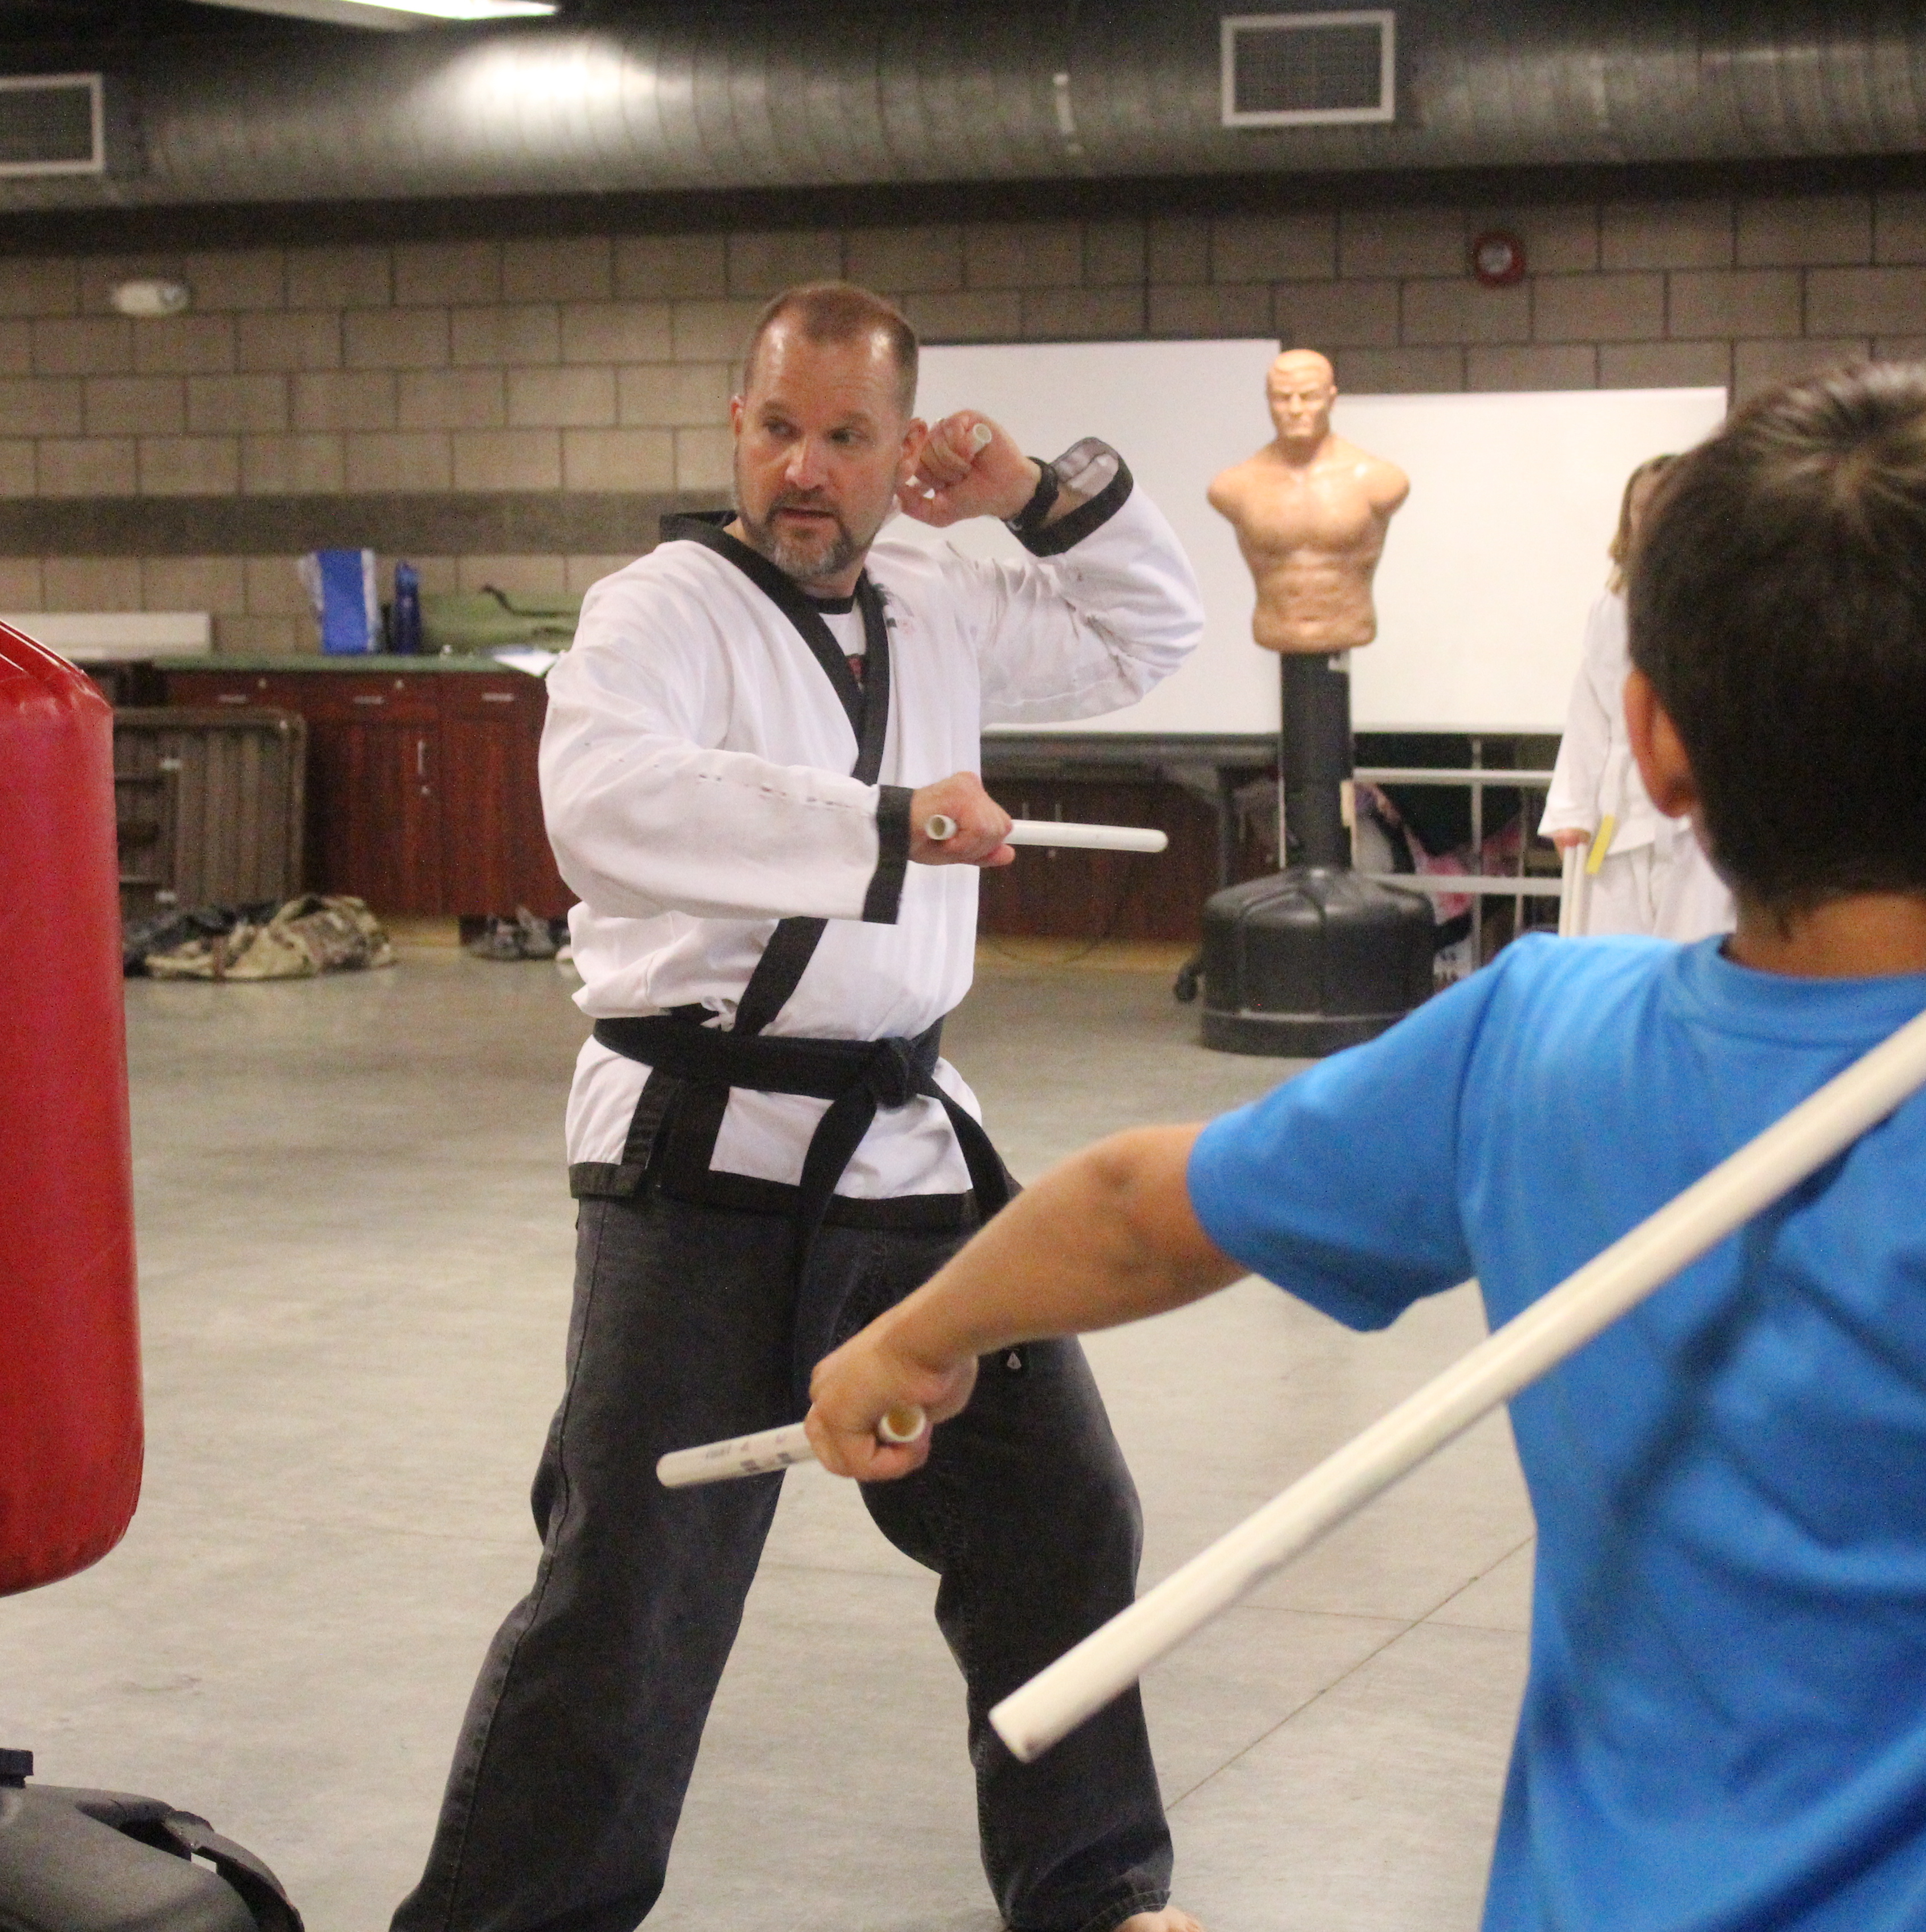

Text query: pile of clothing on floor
(124, 896), (395, 981)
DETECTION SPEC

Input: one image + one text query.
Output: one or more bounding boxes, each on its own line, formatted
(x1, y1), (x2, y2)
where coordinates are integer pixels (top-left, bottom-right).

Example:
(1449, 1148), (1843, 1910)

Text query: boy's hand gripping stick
(924, 815), (1169, 855)
(658, 1406), (927, 1489)
(989, 1002), (1926, 1764)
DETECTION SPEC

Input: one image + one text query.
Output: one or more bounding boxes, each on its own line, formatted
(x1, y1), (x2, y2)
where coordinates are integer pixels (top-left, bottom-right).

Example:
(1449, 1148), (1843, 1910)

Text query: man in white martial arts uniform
(389, 283), (1205, 1932)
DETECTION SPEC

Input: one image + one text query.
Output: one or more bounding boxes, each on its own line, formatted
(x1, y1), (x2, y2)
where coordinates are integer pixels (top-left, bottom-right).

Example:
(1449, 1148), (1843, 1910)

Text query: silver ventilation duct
(9, 1), (1926, 212)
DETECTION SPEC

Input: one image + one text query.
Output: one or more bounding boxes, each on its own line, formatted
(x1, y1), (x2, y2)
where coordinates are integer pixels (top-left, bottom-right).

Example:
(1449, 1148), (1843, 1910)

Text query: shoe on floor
(513, 906), (560, 960)
(466, 917), (526, 962)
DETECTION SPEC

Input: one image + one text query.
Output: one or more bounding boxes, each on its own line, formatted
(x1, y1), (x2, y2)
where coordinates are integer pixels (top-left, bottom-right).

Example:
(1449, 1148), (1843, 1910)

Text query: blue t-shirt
(1189, 934), (1926, 1932)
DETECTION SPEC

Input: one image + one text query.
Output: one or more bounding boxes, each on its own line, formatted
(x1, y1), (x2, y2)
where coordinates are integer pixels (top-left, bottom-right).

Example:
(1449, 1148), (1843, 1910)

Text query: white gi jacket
(542, 472), (1202, 1202)
(1542, 589), (1663, 856)
(1543, 585), (1734, 941)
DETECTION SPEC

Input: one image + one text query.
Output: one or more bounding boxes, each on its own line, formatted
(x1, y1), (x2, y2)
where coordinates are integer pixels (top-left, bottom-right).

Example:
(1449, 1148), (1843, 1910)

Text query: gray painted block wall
(0, 191), (1911, 652)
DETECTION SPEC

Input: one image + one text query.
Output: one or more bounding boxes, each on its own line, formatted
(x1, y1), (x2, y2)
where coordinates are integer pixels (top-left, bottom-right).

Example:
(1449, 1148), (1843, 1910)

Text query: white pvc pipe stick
(1557, 841), (1586, 938)
(925, 815), (1169, 854)
(658, 1405), (926, 1489)
(990, 1003), (1926, 1763)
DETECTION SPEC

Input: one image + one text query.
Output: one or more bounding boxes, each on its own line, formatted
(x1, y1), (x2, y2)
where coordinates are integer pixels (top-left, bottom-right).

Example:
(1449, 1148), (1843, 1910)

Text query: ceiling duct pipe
(5, 0), (1926, 213)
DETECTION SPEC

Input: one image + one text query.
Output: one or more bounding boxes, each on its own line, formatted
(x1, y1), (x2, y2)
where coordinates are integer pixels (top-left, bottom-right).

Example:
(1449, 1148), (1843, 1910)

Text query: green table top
(169, 652), (554, 674)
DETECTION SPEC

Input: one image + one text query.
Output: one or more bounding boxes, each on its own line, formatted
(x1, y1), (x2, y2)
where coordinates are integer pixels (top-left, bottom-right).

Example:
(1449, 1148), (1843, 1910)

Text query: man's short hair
(1630, 361), (1926, 912)
(741, 283), (919, 418)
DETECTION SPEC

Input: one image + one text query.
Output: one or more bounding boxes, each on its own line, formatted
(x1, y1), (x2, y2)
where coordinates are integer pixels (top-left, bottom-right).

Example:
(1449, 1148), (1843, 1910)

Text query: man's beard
(735, 470), (886, 586)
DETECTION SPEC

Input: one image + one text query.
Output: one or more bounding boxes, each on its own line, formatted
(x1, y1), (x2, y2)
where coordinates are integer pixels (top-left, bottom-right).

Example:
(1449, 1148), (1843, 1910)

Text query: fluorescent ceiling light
(187, 0), (554, 30)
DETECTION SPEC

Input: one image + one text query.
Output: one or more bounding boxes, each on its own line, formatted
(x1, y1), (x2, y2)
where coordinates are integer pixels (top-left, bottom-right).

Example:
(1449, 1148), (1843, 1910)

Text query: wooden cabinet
(292, 674), (443, 912)
(167, 667), (569, 920)
(168, 669), (308, 713)
(439, 675), (552, 918)
(307, 715), (444, 914)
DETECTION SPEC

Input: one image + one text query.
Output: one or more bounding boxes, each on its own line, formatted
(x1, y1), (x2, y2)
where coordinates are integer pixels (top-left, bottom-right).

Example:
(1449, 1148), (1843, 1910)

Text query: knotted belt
(593, 1010), (1014, 1402)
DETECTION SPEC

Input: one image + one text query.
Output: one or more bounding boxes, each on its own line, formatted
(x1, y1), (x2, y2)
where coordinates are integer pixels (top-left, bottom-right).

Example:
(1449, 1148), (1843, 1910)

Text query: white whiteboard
(897, 339), (1282, 736)
(894, 341), (1727, 735)
(1344, 387), (1728, 731)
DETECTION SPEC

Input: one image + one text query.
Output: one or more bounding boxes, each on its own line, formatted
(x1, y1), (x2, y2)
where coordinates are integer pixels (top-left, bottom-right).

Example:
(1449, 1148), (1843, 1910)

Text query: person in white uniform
(390, 283), (1206, 1932)
(1543, 455), (1736, 941)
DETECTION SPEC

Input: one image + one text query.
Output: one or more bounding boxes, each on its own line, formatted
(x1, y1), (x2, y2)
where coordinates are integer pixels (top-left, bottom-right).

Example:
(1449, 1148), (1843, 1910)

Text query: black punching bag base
(1200, 866), (1436, 1057)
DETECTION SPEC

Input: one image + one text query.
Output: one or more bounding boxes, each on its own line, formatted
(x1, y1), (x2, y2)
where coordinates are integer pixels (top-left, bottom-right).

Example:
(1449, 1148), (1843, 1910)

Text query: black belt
(585, 1010), (1015, 1403)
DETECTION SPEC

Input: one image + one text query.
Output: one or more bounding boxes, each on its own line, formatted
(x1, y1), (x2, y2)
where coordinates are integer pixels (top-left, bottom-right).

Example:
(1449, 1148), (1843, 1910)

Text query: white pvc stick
(990, 1002), (1926, 1763)
(1557, 841), (1589, 938)
(925, 815), (1169, 854)
(658, 1405), (926, 1489)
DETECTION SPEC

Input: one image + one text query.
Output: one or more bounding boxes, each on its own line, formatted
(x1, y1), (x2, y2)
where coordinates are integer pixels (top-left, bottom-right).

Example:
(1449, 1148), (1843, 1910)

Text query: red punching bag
(0, 625), (141, 1595)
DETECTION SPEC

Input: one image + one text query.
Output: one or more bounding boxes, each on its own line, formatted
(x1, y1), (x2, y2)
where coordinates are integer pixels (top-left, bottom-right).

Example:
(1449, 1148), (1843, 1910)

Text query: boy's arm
(804, 1124), (1245, 1481)
(808, 944), (1517, 1482)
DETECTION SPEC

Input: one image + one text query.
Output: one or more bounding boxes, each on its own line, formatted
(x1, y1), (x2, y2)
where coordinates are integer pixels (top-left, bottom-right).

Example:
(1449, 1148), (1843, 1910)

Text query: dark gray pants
(391, 1190), (1173, 1932)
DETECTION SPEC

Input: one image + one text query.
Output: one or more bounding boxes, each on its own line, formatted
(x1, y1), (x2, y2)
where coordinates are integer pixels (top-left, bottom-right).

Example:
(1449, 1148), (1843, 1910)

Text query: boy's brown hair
(1630, 361), (1926, 912)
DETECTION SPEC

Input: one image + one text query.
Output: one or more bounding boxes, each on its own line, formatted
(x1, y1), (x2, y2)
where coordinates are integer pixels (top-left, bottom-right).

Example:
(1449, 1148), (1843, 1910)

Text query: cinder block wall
(0, 189), (1913, 654)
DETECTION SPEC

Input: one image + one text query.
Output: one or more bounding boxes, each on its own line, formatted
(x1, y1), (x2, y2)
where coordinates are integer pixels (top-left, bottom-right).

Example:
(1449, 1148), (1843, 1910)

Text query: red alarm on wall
(1471, 229), (1527, 287)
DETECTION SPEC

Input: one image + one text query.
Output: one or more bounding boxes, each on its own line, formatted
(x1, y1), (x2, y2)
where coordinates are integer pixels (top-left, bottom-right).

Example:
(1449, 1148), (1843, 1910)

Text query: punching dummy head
(731, 283), (925, 592)
(1266, 350), (1337, 451)
(1630, 361), (1926, 912)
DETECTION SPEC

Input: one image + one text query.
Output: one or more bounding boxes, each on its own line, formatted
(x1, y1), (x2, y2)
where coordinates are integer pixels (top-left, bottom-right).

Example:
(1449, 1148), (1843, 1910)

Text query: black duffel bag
(0, 1751), (302, 1932)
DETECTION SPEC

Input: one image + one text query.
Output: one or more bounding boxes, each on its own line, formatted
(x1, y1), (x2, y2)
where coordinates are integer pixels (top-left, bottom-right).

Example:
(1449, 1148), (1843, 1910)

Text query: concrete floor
(0, 943), (1535, 1932)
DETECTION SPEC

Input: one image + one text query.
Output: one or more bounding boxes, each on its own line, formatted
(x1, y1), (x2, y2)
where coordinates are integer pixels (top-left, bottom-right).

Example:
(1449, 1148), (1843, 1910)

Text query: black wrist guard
(1003, 460), (1060, 539)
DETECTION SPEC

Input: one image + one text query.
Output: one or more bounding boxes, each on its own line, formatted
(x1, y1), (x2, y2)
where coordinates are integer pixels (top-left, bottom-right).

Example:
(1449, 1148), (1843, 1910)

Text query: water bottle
(392, 561), (423, 656)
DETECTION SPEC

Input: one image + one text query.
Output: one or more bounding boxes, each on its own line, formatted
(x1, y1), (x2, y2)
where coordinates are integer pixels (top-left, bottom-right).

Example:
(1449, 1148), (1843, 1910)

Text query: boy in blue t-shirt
(805, 362), (1926, 1932)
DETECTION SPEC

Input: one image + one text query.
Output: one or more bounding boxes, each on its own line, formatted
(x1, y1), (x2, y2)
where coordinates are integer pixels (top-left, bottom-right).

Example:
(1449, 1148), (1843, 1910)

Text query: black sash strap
(592, 1012), (1013, 1399)
(574, 513), (1010, 1407)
